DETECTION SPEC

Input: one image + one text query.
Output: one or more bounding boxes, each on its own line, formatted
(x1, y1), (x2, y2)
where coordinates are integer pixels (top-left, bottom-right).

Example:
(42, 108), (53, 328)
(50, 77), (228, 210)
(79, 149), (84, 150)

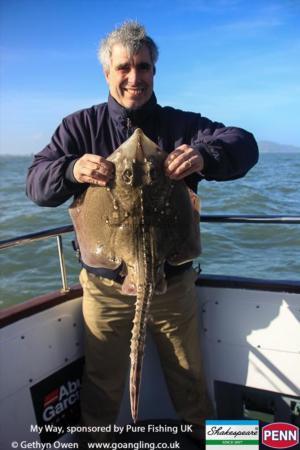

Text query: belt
(82, 261), (193, 282)
(81, 263), (125, 283)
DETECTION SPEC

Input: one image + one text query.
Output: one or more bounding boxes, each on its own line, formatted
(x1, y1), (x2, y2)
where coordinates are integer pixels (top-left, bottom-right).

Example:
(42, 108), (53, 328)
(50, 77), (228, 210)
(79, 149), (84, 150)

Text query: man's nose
(128, 68), (139, 84)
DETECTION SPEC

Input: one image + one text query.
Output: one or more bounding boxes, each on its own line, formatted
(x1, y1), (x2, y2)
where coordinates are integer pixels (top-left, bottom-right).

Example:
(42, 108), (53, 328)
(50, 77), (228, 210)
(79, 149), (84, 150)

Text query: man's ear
(153, 65), (156, 75)
(103, 69), (110, 83)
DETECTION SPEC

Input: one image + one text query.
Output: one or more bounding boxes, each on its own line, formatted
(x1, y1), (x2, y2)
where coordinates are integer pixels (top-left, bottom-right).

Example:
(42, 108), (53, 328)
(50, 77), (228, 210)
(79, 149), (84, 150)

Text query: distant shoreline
(1, 151), (300, 157)
(258, 141), (300, 153)
(1, 140), (300, 157)
(0, 150), (300, 158)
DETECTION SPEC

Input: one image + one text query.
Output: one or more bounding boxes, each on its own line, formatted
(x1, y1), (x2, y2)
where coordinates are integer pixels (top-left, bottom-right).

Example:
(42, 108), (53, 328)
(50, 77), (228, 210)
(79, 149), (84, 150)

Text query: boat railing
(0, 225), (73, 293)
(0, 215), (299, 293)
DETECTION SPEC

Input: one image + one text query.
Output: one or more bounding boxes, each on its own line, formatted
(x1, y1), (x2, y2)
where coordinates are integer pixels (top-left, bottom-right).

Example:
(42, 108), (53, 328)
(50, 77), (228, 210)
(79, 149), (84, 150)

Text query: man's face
(104, 43), (155, 110)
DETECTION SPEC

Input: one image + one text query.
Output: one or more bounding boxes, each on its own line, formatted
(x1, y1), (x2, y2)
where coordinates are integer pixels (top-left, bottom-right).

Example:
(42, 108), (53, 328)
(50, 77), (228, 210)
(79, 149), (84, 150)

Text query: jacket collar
(107, 92), (157, 126)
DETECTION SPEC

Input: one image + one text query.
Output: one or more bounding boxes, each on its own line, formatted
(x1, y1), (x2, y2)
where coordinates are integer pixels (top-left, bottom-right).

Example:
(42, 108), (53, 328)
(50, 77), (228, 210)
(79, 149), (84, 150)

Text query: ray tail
(129, 189), (155, 423)
(129, 279), (153, 422)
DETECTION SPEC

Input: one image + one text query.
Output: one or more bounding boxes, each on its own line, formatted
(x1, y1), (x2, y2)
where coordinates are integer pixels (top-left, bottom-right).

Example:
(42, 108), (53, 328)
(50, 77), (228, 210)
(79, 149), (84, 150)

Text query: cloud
(215, 17), (283, 32)
(0, 91), (106, 155)
(176, 0), (241, 13)
(0, 46), (94, 65)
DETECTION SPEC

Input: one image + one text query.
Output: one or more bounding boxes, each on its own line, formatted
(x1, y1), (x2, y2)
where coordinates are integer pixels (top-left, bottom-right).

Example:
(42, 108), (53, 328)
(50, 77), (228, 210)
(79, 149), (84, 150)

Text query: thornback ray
(69, 128), (201, 422)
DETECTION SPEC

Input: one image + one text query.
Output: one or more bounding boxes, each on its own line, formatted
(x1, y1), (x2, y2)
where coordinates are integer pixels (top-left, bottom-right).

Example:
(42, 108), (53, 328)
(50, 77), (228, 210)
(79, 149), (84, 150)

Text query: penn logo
(262, 422), (299, 449)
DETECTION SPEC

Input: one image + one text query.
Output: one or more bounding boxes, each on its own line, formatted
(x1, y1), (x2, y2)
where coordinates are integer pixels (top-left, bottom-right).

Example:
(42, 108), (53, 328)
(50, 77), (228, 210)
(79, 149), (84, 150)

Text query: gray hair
(98, 21), (159, 72)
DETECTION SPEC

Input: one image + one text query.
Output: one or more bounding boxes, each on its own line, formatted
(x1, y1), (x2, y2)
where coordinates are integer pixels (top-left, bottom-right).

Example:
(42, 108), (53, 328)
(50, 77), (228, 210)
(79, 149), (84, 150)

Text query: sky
(0, 0), (300, 155)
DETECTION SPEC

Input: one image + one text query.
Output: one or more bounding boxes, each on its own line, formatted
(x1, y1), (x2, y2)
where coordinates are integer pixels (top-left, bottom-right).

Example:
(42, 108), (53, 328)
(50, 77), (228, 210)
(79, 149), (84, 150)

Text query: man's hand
(73, 154), (114, 186)
(164, 145), (204, 180)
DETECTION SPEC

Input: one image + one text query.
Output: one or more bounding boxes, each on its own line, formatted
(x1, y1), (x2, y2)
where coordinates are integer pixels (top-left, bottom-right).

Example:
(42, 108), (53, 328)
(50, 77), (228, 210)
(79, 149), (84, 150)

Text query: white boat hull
(0, 277), (299, 446)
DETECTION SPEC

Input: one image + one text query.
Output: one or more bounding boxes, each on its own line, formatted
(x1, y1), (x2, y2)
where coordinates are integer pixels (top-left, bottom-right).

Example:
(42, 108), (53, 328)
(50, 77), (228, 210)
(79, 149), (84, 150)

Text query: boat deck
(1, 219), (299, 449)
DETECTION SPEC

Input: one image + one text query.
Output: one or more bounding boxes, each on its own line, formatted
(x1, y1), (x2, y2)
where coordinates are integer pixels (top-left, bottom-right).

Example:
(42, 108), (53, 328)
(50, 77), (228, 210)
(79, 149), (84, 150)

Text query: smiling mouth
(124, 87), (145, 96)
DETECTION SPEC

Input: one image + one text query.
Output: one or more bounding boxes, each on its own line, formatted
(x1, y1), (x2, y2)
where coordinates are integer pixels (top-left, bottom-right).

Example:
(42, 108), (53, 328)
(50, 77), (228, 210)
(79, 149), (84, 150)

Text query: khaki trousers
(79, 268), (211, 440)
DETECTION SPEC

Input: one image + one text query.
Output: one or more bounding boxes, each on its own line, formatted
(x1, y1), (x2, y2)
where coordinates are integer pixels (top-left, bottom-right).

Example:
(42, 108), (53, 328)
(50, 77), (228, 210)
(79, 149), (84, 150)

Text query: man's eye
(117, 65), (130, 72)
(139, 63), (151, 71)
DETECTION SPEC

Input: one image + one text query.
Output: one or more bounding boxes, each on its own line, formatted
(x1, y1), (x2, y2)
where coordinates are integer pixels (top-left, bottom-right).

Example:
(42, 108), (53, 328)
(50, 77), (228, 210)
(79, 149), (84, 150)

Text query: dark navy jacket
(26, 93), (258, 278)
(26, 93), (258, 206)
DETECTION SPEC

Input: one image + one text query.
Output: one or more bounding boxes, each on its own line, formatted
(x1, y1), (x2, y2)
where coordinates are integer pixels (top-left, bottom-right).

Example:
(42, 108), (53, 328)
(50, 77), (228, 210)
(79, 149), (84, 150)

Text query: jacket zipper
(127, 117), (134, 139)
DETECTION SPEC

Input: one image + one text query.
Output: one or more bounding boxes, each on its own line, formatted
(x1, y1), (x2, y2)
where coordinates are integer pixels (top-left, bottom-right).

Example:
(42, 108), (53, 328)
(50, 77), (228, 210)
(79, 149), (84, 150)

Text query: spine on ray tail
(129, 188), (155, 423)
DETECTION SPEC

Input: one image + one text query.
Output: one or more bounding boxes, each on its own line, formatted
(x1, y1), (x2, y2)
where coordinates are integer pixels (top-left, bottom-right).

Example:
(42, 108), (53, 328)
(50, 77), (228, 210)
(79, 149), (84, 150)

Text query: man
(26, 21), (258, 444)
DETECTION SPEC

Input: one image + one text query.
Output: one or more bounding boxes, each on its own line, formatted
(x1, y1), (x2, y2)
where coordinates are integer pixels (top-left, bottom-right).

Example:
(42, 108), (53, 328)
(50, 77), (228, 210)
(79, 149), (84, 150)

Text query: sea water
(0, 153), (299, 308)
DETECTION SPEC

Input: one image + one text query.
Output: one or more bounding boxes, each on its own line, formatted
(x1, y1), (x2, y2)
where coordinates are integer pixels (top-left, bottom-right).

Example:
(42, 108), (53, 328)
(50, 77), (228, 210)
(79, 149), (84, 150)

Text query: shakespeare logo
(262, 423), (299, 449)
(30, 358), (84, 443)
(206, 420), (259, 449)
